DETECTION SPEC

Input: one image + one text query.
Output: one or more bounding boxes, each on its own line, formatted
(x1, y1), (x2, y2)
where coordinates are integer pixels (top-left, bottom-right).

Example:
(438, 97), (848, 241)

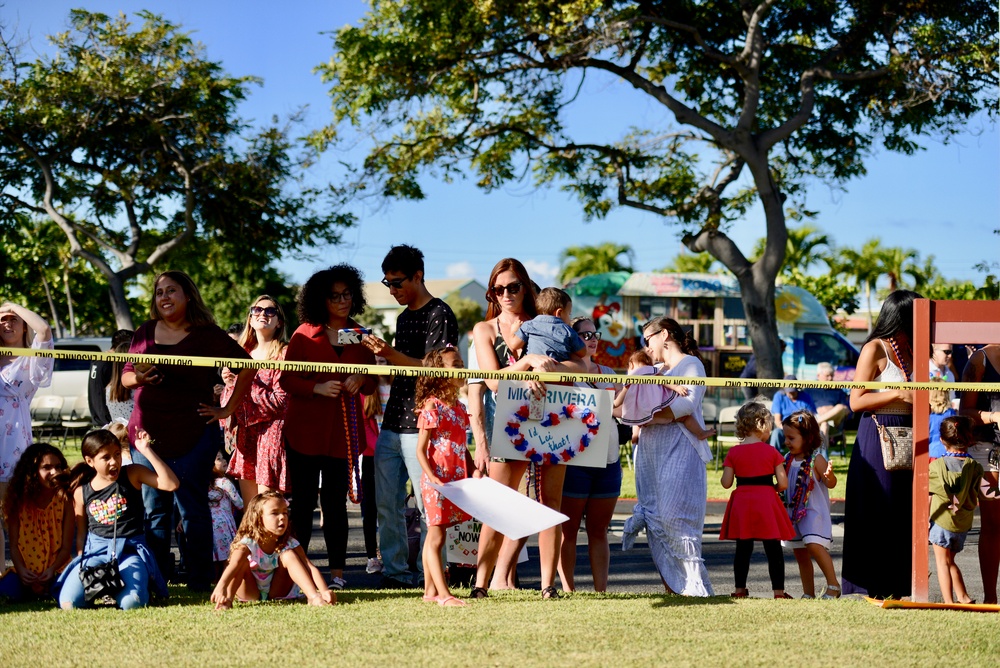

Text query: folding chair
(61, 394), (93, 447)
(31, 395), (64, 441)
(713, 405), (742, 471)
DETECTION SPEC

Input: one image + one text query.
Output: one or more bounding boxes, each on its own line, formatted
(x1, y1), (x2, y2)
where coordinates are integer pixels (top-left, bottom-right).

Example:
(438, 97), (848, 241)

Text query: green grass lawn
(1, 587), (996, 666)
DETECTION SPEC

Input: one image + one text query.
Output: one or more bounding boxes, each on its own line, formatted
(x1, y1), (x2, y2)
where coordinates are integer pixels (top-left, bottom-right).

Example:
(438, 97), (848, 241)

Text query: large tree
(318, 0), (997, 380)
(0, 10), (350, 329)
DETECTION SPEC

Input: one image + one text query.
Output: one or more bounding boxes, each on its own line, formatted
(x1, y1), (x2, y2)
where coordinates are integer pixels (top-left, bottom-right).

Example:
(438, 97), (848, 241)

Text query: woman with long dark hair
(621, 316), (714, 596)
(121, 270), (255, 591)
(841, 290), (921, 598)
(280, 264), (376, 591)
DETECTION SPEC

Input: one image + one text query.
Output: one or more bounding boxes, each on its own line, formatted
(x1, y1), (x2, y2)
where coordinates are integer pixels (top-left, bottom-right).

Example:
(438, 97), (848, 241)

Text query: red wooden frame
(911, 299), (1000, 601)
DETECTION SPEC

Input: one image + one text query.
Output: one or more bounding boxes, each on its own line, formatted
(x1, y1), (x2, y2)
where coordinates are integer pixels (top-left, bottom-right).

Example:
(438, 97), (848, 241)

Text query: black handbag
(80, 512), (125, 603)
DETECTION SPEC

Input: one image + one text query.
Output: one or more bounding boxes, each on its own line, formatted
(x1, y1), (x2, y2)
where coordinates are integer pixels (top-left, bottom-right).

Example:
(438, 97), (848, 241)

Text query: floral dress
(209, 476), (243, 562)
(417, 397), (471, 527)
(0, 334), (53, 482)
(223, 349), (289, 492)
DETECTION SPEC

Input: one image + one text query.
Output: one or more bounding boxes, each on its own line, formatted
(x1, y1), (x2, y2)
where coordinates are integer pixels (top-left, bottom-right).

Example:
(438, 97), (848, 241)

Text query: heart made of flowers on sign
(504, 402), (601, 465)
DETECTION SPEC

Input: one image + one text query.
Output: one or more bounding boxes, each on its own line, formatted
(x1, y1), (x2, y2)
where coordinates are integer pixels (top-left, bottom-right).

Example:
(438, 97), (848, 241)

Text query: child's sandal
(542, 586), (560, 599)
(470, 586), (489, 600)
(821, 585), (841, 600)
(438, 595), (467, 607)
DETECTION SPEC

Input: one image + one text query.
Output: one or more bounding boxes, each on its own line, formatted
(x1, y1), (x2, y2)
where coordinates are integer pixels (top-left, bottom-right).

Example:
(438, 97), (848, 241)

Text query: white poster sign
(490, 380), (615, 467)
(432, 477), (568, 540)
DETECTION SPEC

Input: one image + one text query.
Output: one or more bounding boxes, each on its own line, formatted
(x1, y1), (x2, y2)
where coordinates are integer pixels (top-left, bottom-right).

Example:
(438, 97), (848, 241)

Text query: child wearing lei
(781, 411), (840, 598)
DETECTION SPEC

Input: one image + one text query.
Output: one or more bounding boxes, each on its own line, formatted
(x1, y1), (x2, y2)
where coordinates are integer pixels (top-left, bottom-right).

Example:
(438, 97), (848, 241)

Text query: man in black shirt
(363, 245), (458, 588)
(87, 329), (134, 425)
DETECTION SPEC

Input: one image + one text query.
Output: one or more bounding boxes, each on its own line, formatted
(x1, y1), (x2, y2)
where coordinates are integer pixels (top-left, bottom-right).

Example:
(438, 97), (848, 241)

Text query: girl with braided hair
(781, 410), (840, 598)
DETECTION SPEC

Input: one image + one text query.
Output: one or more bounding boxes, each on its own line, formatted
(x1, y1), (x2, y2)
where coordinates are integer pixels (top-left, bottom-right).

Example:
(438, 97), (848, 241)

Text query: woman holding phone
(280, 264), (377, 590)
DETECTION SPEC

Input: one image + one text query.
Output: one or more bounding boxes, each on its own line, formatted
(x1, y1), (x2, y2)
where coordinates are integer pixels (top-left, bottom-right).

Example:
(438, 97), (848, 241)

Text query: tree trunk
(40, 274), (64, 339)
(108, 272), (135, 330)
(63, 266), (76, 338)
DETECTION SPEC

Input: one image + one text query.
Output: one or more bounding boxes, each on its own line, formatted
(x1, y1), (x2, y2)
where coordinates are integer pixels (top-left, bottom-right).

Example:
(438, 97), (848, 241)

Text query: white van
(34, 337), (112, 415)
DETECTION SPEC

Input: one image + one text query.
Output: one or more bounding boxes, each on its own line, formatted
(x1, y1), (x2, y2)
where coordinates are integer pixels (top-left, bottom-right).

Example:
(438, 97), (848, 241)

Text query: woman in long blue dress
(622, 317), (714, 596)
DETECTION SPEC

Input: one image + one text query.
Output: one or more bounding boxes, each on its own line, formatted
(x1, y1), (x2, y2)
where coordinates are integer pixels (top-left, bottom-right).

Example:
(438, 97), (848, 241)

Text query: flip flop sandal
(438, 596), (467, 607)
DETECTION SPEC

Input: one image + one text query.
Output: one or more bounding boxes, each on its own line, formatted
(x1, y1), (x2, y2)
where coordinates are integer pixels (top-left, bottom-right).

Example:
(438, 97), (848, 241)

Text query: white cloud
(445, 261), (476, 279)
(522, 259), (559, 286)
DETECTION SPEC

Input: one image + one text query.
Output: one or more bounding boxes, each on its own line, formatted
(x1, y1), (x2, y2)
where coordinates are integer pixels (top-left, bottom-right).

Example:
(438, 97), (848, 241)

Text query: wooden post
(911, 300), (930, 602)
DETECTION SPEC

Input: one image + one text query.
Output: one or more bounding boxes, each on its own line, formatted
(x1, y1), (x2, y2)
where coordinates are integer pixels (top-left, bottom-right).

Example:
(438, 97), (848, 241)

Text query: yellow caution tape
(4, 346), (999, 392)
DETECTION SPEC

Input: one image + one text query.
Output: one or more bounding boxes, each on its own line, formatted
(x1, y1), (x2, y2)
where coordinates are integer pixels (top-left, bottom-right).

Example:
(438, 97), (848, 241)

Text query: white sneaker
(366, 558), (383, 574)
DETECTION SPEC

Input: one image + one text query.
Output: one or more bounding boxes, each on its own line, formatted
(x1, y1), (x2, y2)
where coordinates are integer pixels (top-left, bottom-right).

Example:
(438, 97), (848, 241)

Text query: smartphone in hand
(337, 327), (371, 345)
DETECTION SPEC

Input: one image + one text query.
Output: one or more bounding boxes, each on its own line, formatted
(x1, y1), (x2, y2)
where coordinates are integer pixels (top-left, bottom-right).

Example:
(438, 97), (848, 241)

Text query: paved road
(300, 498), (985, 602)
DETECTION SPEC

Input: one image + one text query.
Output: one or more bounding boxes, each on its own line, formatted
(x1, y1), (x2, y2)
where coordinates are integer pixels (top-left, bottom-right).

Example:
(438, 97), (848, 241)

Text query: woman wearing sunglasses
(221, 295), (290, 507)
(557, 316), (622, 592)
(280, 264), (377, 591)
(621, 316), (715, 596)
(469, 258), (585, 599)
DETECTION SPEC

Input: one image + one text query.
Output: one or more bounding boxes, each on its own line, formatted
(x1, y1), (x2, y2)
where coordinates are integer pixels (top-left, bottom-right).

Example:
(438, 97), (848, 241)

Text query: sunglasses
(327, 291), (353, 303)
(381, 276), (410, 290)
(640, 329), (663, 347)
(249, 306), (279, 317)
(491, 282), (523, 297)
(579, 331), (602, 342)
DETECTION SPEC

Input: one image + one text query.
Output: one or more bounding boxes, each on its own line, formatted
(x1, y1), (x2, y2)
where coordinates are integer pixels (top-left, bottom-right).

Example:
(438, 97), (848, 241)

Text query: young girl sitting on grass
(720, 402), (796, 599)
(211, 491), (334, 609)
(414, 345), (474, 607)
(58, 429), (178, 610)
(929, 416), (983, 604)
(780, 411), (840, 598)
(0, 443), (74, 601)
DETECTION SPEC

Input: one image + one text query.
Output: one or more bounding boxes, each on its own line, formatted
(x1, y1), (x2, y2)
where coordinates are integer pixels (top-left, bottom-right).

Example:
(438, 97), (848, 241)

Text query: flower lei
(783, 452), (814, 524)
(504, 403), (601, 465)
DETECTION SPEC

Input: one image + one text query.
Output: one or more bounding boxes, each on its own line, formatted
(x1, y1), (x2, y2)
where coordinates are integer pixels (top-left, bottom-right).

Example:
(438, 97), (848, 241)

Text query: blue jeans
(132, 425), (220, 590)
(770, 427), (785, 451)
(58, 553), (149, 610)
(375, 429), (425, 582)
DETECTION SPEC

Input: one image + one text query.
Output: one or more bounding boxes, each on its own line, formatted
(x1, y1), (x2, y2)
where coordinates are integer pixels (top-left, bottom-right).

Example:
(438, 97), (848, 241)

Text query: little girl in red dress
(415, 345), (475, 607)
(720, 401), (796, 599)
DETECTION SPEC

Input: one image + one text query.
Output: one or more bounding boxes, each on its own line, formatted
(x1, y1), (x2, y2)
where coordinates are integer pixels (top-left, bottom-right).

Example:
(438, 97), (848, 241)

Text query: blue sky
(11, 1), (999, 290)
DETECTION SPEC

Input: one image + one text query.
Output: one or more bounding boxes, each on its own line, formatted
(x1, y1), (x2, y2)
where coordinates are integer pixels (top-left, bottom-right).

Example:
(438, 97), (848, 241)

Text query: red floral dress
(417, 397), (471, 527)
(719, 441), (795, 541)
(223, 349), (289, 493)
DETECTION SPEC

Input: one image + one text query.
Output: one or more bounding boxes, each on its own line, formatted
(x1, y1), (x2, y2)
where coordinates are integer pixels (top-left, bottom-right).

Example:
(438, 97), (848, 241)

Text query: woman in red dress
(720, 401), (795, 599)
(222, 295), (290, 506)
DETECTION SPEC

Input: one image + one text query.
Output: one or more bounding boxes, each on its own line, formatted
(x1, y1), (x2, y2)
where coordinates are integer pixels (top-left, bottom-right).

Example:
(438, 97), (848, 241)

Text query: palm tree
(879, 246), (923, 293)
(751, 224), (832, 277)
(838, 239), (883, 334)
(557, 242), (635, 284)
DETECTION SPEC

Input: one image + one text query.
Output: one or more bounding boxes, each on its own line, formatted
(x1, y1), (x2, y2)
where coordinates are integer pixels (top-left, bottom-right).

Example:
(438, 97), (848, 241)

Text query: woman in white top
(621, 316), (714, 596)
(841, 290), (921, 599)
(0, 302), (53, 569)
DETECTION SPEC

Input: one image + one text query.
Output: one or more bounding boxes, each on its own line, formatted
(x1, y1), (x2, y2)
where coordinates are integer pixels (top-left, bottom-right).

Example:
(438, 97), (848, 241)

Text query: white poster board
(432, 477), (568, 540)
(490, 380), (615, 468)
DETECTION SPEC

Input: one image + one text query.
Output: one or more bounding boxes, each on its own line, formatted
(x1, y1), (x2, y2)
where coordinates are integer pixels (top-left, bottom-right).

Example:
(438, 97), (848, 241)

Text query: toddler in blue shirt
(511, 287), (587, 362)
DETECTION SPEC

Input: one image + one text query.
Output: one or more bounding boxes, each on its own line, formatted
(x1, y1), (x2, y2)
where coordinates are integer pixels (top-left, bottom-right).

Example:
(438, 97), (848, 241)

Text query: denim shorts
(562, 460), (623, 499)
(929, 522), (968, 553)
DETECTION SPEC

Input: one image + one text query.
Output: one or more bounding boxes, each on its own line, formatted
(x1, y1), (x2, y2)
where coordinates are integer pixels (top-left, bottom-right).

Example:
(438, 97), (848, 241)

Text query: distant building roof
(364, 278), (487, 310)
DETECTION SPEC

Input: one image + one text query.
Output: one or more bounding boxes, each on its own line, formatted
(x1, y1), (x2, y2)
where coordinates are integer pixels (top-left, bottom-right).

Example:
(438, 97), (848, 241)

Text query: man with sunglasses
(930, 343), (958, 409)
(362, 244), (458, 588)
